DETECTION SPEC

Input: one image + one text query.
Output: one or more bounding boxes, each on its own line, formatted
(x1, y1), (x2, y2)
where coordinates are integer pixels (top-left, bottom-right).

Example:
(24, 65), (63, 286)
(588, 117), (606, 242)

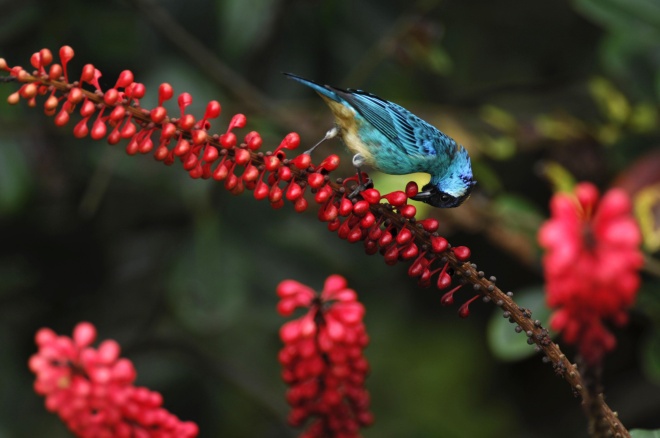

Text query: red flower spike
(173, 138), (191, 156)
(417, 218), (439, 232)
(150, 106), (168, 124)
(408, 256), (429, 277)
(400, 243), (419, 260)
(120, 120), (137, 139)
(219, 132), (236, 148)
(365, 240), (378, 255)
(190, 129), (207, 145)
(203, 100), (221, 120)
(399, 204), (417, 218)
(58, 46), (74, 82)
(283, 132), (300, 150)
(245, 131), (262, 150)
(138, 136), (154, 154)
(538, 182), (643, 366)
(378, 230), (393, 247)
(80, 100), (95, 118)
(242, 164), (259, 181)
(396, 227), (413, 245)
(126, 138), (140, 155)
(158, 83), (174, 106)
(360, 210), (377, 227)
(458, 295), (481, 318)
(90, 119), (107, 140)
(367, 225), (382, 241)
(277, 276), (372, 436)
(291, 153), (312, 170)
(54, 108), (70, 126)
(253, 180), (270, 199)
(107, 128), (121, 145)
(278, 166), (293, 181)
(352, 200), (370, 217)
(441, 285), (462, 306)
(337, 197), (353, 216)
(67, 87), (83, 104)
(115, 70), (134, 89)
(286, 182), (304, 201)
(103, 88), (119, 106)
(318, 154), (341, 172)
(48, 63), (63, 81)
(383, 246), (399, 265)
(294, 197), (308, 212)
(179, 113), (196, 130)
(405, 181), (419, 197)
(360, 188), (381, 204)
(337, 221), (352, 240)
(307, 172), (326, 189)
(73, 118), (89, 138)
(231, 148), (249, 166)
(80, 63), (95, 83)
(228, 113), (246, 130)
(39, 49), (53, 66)
(19, 83), (37, 99)
(29, 322), (198, 437)
(109, 105), (126, 122)
(430, 236), (448, 253)
(126, 82), (146, 100)
(269, 185), (283, 203)
(314, 186), (333, 204)
(263, 155), (280, 172)
(44, 95), (58, 112)
(327, 217), (341, 231)
(382, 191), (408, 207)
(30, 52), (42, 71)
(319, 202), (338, 222)
(453, 246), (471, 261)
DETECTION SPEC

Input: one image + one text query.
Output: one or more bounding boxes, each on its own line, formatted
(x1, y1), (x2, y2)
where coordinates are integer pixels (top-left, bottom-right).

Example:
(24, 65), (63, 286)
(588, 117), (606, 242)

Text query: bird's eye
(441, 194), (450, 202)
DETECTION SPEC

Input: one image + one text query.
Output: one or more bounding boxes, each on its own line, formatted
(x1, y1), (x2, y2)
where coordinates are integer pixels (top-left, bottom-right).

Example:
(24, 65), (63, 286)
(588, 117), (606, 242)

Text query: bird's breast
(321, 97), (375, 165)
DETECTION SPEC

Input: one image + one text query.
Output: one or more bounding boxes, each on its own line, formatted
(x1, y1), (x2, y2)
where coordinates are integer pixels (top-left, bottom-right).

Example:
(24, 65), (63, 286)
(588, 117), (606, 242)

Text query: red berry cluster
(538, 182), (643, 365)
(316, 178), (478, 316)
(28, 322), (198, 438)
(277, 275), (373, 437)
(2, 46), (477, 315)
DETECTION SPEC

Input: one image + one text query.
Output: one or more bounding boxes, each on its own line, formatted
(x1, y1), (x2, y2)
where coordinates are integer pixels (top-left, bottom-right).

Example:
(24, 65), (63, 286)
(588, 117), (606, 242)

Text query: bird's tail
(283, 72), (340, 103)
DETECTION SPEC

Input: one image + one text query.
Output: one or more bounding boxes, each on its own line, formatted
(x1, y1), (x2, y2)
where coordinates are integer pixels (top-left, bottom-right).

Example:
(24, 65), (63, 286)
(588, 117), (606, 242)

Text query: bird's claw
(347, 177), (374, 199)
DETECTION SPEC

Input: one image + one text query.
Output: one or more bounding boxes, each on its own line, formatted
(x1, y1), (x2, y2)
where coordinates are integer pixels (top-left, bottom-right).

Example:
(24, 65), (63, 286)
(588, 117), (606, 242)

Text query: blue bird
(284, 73), (476, 208)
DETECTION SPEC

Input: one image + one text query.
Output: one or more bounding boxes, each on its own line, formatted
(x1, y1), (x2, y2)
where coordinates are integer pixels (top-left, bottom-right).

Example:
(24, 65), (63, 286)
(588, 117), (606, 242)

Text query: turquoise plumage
(285, 73), (476, 208)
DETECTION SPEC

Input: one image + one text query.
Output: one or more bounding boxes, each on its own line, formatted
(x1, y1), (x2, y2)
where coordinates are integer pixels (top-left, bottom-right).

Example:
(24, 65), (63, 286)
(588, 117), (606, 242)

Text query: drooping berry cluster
(28, 322), (198, 437)
(2, 46), (478, 314)
(277, 275), (373, 437)
(538, 182), (643, 365)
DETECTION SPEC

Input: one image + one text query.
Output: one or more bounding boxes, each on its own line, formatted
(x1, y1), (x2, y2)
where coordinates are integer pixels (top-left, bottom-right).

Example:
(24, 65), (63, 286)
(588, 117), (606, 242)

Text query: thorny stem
(7, 71), (630, 438)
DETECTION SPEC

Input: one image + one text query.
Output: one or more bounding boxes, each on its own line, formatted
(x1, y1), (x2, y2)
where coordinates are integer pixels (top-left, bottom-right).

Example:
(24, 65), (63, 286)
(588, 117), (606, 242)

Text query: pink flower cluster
(29, 322), (198, 437)
(277, 275), (373, 437)
(538, 182), (643, 365)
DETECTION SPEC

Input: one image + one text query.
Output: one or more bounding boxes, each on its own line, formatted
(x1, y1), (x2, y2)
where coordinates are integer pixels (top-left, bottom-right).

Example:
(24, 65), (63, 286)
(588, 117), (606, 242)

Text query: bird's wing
(336, 89), (456, 159)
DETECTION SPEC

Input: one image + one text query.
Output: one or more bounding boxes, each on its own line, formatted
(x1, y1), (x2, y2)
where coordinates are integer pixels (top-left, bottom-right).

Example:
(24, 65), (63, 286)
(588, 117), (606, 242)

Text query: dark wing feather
(333, 88), (424, 156)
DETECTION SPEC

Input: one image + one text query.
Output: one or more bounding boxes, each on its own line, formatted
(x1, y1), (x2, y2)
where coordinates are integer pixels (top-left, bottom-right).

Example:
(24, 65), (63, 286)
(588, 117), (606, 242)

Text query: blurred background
(1, 0), (660, 436)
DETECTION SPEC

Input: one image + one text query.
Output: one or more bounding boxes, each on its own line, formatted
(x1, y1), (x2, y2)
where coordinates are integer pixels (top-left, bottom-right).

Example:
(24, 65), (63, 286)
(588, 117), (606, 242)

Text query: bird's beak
(411, 190), (432, 201)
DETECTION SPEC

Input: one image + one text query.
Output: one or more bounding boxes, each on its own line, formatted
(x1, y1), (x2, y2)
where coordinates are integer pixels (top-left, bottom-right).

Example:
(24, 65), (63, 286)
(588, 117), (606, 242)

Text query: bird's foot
(303, 126), (340, 155)
(346, 172), (373, 199)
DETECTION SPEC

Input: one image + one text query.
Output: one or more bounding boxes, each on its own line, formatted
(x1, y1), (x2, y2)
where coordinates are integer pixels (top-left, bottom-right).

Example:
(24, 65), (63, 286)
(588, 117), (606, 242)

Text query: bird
(284, 72), (476, 208)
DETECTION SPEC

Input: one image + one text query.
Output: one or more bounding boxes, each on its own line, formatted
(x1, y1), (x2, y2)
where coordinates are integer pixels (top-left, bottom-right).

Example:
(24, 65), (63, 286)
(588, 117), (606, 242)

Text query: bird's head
(411, 147), (476, 208)
(411, 179), (475, 208)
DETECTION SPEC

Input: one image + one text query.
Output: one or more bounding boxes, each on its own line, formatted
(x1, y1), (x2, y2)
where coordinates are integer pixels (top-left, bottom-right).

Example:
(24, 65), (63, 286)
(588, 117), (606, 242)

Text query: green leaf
(631, 429), (660, 438)
(487, 286), (553, 361)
